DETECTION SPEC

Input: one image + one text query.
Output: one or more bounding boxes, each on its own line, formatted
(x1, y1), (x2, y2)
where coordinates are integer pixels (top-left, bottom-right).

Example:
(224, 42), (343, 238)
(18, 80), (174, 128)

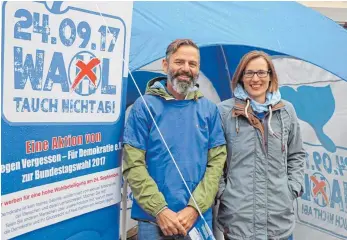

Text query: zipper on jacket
(263, 118), (268, 157)
(255, 117), (267, 156)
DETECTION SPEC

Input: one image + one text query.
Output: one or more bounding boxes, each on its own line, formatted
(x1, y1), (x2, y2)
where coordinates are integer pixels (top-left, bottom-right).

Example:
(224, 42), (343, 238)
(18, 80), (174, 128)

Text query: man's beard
(167, 70), (198, 95)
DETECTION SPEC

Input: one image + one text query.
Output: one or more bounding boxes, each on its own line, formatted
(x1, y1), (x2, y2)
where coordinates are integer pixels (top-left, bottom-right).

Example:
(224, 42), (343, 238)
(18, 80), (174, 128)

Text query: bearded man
(122, 39), (227, 240)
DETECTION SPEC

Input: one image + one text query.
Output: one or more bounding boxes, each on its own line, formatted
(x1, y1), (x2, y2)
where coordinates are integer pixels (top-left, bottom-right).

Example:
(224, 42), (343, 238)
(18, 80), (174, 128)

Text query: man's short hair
(165, 39), (199, 60)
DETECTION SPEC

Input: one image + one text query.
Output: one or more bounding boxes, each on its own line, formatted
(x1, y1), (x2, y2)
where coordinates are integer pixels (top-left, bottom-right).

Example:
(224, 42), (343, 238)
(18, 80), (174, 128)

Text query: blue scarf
(234, 84), (281, 113)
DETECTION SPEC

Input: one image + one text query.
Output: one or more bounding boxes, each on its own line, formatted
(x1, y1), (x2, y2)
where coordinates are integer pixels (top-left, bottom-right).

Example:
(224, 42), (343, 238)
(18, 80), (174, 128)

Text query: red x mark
(71, 58), (101, 90)
(310, 175), (329, 205)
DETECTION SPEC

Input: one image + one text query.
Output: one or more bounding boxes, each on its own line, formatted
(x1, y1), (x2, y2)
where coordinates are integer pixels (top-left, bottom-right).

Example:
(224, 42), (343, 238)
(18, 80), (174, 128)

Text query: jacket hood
(145, 76), (204, 101)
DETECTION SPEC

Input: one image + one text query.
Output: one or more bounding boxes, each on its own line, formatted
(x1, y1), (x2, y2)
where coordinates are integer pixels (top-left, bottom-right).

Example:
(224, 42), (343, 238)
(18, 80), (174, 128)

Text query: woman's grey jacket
(217, 98), (305, 240)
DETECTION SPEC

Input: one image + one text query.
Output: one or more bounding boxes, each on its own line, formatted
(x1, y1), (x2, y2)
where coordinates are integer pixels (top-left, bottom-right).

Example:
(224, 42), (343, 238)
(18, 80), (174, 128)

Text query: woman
(216, 51), (305, 240)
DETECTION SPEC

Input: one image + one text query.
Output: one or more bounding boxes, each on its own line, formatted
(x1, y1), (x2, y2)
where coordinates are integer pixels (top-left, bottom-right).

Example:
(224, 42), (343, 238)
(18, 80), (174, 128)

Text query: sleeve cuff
(155, 205), (168, 217)
(188, 199), (204, 214)
(289, 180), (303, 198)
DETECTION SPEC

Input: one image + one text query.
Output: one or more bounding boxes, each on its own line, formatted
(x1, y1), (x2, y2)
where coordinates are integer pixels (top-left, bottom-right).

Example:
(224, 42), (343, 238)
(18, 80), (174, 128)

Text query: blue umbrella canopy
(129, 1), (347, 81)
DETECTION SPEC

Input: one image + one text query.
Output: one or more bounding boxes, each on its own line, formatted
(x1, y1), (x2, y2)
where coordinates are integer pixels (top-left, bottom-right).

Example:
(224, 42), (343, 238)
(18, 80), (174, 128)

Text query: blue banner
(1, 2), (133, 239)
